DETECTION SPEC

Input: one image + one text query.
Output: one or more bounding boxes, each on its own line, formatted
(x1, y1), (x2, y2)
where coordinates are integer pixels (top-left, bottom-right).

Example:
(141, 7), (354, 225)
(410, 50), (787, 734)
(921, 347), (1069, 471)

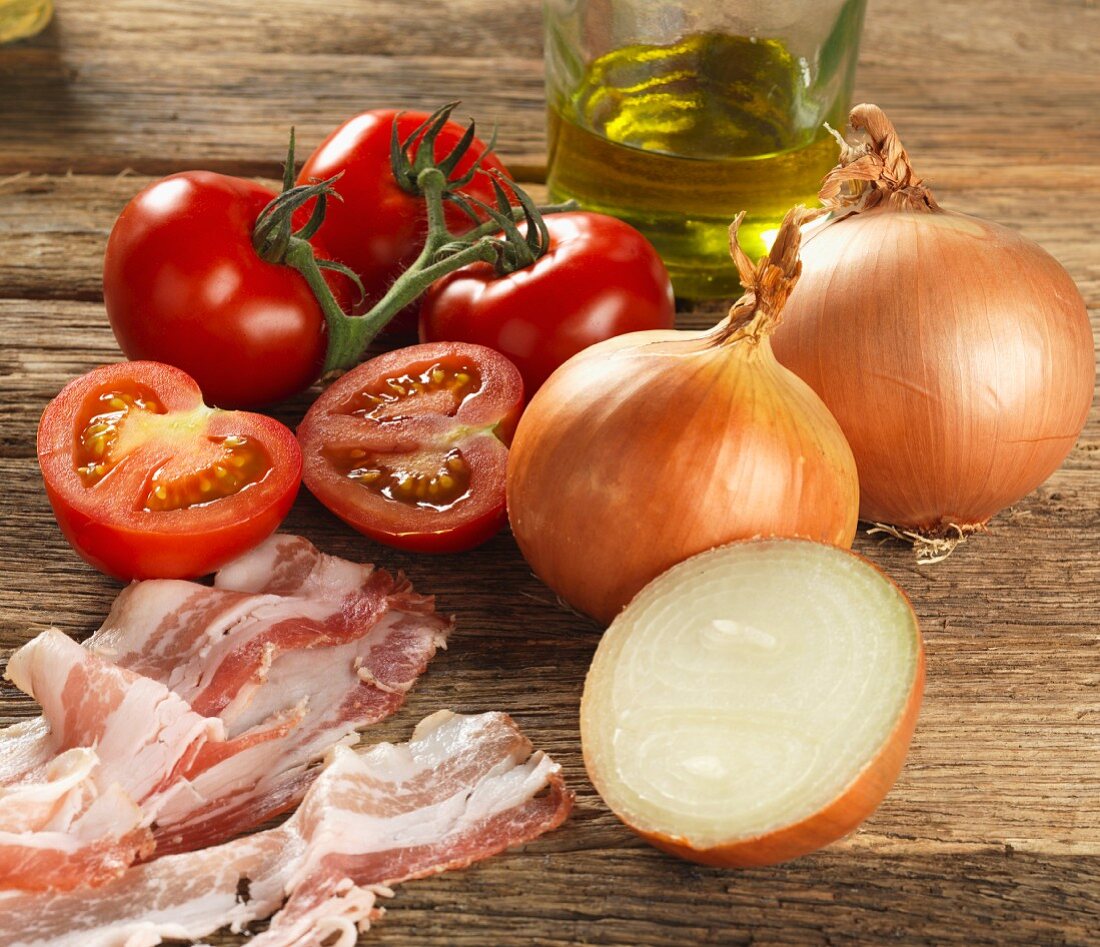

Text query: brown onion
(772, 104), (1095, 538)
(506, 208), (859, 625)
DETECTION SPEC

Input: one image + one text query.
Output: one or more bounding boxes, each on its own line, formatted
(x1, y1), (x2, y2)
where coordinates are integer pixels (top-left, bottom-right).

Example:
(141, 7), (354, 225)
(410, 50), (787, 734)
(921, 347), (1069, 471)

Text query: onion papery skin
(506, 329), (860, 625)
(772, 206), (1095, 531)
(580, 539), (924, 868)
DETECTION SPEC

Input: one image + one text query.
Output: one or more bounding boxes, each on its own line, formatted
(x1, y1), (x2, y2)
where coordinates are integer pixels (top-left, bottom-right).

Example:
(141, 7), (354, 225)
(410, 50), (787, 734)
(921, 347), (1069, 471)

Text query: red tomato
(297, 342), (523, 553)
(297, 110), (508, 326)
(104, 172), (348, 408)
(418, 212), (676, 393)
(38, 361), (302, 580)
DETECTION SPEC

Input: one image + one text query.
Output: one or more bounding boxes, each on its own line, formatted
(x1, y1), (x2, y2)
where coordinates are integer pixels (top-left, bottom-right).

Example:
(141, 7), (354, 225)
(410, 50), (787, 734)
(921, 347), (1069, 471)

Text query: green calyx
(252, 128), (366, 297)
(444, 173), (554, 276)
(255, 109), (577, 381)
(390, 101), (498, 198)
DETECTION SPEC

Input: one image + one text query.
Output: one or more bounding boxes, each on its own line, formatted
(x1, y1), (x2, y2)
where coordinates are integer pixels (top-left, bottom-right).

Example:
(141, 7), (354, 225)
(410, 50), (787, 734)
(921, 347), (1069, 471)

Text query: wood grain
(0, 1), (1097, 177)
(1, 1), (1099, 944)
(2, 172), (1097, 306)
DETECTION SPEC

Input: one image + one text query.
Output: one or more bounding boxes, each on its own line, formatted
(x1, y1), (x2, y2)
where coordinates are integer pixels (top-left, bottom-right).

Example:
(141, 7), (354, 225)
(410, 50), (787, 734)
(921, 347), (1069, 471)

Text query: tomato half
(104, 172), (348, 408)
(298, 110), (508, 326)
(297, 343), (523, 553)
(38, 362), (302, 580)
(418, 211), (676, 393)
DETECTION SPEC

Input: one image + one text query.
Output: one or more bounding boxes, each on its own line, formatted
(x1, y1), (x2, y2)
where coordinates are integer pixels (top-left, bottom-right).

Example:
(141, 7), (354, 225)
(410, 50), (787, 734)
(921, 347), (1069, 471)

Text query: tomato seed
(143, 435), (268, 512)
(335, 447), (471, 510)
(346, 362), (483, 421)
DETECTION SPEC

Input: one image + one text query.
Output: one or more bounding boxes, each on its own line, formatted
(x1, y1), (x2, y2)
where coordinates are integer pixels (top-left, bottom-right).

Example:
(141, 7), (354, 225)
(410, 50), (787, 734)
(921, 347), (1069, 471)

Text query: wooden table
(1, 1), (1097, 944)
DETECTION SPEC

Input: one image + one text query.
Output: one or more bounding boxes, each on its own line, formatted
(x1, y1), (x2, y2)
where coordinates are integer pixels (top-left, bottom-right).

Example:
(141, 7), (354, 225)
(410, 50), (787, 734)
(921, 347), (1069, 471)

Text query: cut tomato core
(73, 384), (272, 512)
(323, 357), (490, 512)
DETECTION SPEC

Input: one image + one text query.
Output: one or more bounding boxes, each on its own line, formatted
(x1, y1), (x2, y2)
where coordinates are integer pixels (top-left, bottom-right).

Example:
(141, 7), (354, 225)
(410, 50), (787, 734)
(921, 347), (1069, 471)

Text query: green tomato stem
(456, 199), (578, 244)
(258, 116), (578, 389)
(282, 166), (501, 375)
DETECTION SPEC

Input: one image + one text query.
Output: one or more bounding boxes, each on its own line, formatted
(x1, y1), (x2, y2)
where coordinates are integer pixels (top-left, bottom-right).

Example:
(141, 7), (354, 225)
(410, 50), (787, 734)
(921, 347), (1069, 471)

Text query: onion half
(507, 209), (859, 624)
(581, 539), (924, 867)
(772, 104), (1095, 536)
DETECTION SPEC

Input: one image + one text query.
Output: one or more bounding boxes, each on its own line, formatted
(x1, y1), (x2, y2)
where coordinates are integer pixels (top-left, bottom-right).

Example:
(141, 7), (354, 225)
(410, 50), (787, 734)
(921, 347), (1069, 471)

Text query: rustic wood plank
(28, 0), (1097, 65)
(0, 1), (1097, 176)
(1, 172), (1098, 307)
(0, 58), (1096, 178)
(41, 0), (550, 59)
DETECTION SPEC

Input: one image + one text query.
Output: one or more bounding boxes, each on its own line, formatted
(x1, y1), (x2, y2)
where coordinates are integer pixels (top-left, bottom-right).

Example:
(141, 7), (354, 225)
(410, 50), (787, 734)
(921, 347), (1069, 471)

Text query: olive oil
(0, 0), (52, 43)
(546, 30), (858, 298)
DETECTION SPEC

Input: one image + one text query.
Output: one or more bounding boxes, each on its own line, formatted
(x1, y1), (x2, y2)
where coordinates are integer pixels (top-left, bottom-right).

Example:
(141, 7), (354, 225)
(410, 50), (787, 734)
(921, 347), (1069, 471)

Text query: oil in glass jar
(546, 27), (859, 299)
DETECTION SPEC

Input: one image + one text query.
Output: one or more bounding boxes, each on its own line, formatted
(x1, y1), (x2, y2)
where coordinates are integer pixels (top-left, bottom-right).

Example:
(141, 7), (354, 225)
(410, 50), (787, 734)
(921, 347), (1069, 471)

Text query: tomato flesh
(333, 446), (472, 514)
(346, 361), (483, 419)
(39, 362), (302, 580)
(298, 343), (523, 553)
(75, 386), (165, 486)
(326, 360), (482, 511)
(144, 434), (270, 513)
(72, 384), (274, 515)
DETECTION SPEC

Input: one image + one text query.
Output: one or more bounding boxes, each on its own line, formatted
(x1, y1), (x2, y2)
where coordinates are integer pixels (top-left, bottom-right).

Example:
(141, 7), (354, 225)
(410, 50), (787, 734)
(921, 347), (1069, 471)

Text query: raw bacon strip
(0, 748), (97, 832)
(149, 613), (437, 856)
(5, 630), (223, 804)
(0, 712), (573, 947)
(0, 718), (54, 785)
(87, 534), (451, 855)
(213, 531), (374, 598)
(87, 534), (437, 726)
(0, 536), (448, 888)
(0, 820), (299, 947)
(253, 711), (573, 947)
(0, 631), (223, 891)
(0, 785), (150, 893)
(140, 536), (451, 853)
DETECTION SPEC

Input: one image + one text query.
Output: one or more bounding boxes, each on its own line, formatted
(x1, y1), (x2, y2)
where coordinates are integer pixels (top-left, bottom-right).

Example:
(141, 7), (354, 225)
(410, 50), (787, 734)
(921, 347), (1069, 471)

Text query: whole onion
(772, 104), (1095, 539)
(506, 208), (859, 625)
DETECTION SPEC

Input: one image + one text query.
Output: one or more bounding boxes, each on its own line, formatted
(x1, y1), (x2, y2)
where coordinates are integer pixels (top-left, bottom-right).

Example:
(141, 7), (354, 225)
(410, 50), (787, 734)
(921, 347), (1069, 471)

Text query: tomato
(38, 361), (302, 580)
(104, 172), (349, 409)
(418, 212), (676, 393)
(297, 342), (523, 553)
(297, 110), (508, 326)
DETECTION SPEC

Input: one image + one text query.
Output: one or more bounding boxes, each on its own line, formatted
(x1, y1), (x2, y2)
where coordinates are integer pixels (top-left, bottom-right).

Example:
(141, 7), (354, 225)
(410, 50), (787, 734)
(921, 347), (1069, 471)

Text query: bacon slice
(0, 535), (449, 891)
(88, 534), (452, 855)
(0, 784), (149, 895)
(0, 630), (224, 891)
(0, 712), (573, 947)
(6, 630), (223, 804)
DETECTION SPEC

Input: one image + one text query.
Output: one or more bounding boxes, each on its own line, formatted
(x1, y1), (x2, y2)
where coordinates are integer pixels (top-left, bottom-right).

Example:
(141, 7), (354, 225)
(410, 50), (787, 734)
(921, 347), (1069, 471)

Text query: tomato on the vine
(104, 172), (349, 409)
(38, 361), (302, 580)
(418, 212), (676, 393)
(297, 342), (523, 553)
(298, 109), (508, 326)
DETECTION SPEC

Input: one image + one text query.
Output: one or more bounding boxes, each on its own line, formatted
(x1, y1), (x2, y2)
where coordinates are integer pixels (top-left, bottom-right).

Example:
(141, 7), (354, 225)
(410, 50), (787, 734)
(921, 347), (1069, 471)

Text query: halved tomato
(38, 361), (302, 580)
(297, 342), (523, 553)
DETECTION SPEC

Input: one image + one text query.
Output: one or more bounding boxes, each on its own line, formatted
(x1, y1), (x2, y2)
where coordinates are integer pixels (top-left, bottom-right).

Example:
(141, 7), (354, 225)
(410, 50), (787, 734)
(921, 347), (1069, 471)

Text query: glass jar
(544, 0), (866, 298)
